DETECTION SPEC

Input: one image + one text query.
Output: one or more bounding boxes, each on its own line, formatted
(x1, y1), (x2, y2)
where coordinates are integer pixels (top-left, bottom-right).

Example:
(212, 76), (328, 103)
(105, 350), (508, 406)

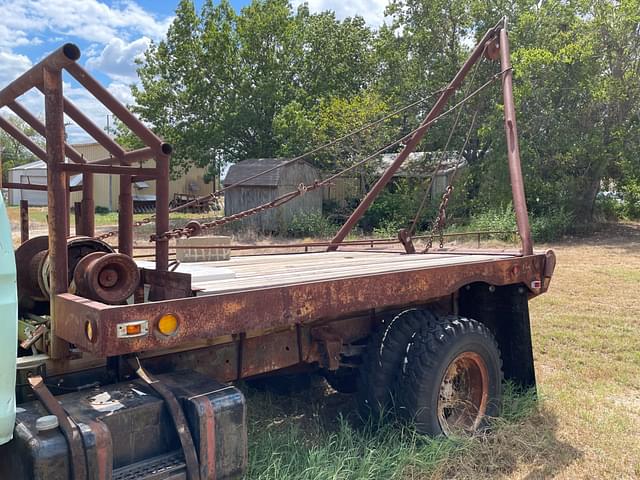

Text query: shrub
(621, 183), (640, 219)
(372, 219), (403, 238)
(95, 206), (110, 214)
(286, 212), (338, 238)
(361, 180), (428, 233)
(467, 204), (517, 233)
(450, 204), (575, 243)
(594, 196), (624, 221)
(529, 208), (574, 242)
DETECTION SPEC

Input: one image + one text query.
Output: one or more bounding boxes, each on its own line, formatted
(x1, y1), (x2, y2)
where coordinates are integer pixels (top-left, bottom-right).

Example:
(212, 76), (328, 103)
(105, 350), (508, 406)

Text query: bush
(450, 204), (575, 243)
(372, 219), (403, 238)
(361, 180), (429, 233)
(529, 208), (574, 242)
(621, 183), (640, 219)
(286, 212), (338, 238)
(467, 204), (517, 233)
(594, 196), (625, 221)
(95, 206), (110, 214)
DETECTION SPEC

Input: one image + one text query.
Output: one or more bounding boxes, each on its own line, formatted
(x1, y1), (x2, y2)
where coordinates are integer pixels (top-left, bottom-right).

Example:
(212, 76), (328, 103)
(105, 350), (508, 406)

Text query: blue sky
(0, 0), (386, 142)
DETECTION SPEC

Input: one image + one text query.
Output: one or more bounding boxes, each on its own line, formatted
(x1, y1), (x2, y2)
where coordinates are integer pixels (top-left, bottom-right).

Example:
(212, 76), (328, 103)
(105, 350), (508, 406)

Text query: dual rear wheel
(357, 310), (503, 437)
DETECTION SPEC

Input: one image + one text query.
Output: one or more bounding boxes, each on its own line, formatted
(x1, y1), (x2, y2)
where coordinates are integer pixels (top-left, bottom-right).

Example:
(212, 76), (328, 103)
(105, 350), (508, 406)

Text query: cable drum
(15, 236), (138, 309)
(73, 252), (139, 304)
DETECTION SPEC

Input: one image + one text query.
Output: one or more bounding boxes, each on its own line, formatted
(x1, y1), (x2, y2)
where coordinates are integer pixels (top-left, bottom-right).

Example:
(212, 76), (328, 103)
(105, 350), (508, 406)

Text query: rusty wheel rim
(437, 351), (489, 436)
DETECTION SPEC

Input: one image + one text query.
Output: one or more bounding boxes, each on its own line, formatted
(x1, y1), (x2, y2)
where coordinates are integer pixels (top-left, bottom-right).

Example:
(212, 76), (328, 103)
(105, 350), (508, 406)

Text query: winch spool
(15, 236), (139, 307)
(72, 252), (140, 304)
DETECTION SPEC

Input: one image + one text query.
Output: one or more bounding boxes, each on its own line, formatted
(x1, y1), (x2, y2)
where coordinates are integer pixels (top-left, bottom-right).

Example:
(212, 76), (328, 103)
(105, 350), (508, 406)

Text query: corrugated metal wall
(8, 166), (48, 205)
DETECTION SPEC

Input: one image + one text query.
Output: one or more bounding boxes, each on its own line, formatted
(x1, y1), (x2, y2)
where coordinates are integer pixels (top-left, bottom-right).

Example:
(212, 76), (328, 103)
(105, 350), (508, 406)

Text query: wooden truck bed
(55, 249), (553, 359)
(170, 251), (517, 295)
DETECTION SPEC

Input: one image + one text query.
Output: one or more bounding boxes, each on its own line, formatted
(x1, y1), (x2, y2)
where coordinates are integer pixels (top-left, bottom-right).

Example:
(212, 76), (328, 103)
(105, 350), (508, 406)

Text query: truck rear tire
(400, 315), (503, 436)
(357, 308), (436, 419)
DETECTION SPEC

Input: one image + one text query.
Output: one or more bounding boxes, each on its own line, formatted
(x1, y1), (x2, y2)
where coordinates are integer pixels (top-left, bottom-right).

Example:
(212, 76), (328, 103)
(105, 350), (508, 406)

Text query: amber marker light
(116, 320), (149, 338)
(157, 313), (179, 336)
(85, 321), (95, 343)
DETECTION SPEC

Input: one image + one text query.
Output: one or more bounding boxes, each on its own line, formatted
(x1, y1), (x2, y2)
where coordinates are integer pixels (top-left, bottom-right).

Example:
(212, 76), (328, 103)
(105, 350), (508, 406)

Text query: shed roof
(223, 158), (313, 187)
(10, 159), (47, 170)
(378, 152), (466, 177)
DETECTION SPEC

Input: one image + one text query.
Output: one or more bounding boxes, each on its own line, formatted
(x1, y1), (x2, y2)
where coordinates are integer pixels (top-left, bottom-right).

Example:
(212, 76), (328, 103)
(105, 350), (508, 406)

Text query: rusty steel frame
(54, 252), (554, 357)
(0, 43), (172, 358)
(0, 23), (550, 370)
(20, 200), (29, 244)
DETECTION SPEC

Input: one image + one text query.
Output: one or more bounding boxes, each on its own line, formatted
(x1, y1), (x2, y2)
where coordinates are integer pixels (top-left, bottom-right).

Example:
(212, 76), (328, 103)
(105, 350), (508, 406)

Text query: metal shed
(6, 143), (215, 210)
(223, 158), (322, 232)
(8, 160), (81, 206)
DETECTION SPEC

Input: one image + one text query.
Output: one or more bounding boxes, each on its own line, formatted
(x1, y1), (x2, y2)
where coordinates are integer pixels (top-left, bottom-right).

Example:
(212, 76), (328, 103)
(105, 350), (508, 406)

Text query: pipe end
(161, 142), (173, 155)
(63, 43), (81, 61)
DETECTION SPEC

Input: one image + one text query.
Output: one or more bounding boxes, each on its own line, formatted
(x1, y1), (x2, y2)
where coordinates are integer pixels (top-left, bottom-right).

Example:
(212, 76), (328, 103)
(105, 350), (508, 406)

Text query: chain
(424, 109), (480, 252)
(427, 184), (454, 249)
(150, 183), (320, 241)
(94, 212), (160, 241)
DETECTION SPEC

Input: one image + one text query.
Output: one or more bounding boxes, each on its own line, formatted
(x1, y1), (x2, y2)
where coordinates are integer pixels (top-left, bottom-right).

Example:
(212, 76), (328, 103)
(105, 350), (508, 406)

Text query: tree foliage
(0, 115), (43, 180)
(131, 0), (640, 226)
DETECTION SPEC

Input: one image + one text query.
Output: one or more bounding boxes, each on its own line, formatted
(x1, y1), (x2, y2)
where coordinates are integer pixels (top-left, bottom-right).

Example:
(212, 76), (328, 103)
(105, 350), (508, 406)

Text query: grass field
(242, 222), (640, 479)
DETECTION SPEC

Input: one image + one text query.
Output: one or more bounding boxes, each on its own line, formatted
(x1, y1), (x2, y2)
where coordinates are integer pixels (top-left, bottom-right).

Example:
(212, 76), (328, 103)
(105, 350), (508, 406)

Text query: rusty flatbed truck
(0, 20), (555, 480)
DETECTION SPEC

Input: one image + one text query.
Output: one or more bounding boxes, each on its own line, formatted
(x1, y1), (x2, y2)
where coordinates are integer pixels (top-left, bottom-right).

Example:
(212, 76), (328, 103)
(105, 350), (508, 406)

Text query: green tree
(466, 0), (640, 223)
(274, 90), (394, 188)
(132, 0), (377, 180)
(0, 115), (43, 181)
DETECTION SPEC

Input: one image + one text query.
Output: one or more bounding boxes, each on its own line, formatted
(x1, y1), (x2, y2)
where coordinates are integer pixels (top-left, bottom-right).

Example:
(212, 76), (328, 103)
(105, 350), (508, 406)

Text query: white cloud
(0, 0), (172, 45)
(107, 82), (136, 106)
(292, 0), (389, 26)
(86, 37), (151, 82)
(0, 50), (32, 86)
(0, 0), (172, 143)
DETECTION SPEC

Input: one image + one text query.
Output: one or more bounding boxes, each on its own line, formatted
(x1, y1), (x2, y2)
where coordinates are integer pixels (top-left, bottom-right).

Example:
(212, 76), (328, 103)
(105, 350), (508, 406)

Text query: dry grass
(244, 222), (640, 479)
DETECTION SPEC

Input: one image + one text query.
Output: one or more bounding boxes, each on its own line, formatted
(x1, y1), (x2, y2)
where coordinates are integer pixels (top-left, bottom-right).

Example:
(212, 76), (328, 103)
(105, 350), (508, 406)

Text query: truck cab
(0, 194), (17, 446)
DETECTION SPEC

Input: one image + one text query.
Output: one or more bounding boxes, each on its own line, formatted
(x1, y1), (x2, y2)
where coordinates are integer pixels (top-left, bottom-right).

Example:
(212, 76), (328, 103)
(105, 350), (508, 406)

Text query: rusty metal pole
(20, 200), (29, 244)
(74, 202), (82, 236)
(43, 65), (69, 359)
(119, 174), (134, 256)
(328, 26), (500, 250)
(499, 28), (533, 256)
(65, 174), (71, 237)
(155, 154), (170, 273)
(81, 172), (95, 236)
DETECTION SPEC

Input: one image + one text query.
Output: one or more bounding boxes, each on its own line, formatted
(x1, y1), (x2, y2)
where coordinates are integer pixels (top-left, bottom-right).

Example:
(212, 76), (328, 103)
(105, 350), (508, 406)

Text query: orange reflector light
(116, 320), (149, 338)
(157, 314), (179, 336)
(126, 324), (141, 335)
(85, 321), (94, 342)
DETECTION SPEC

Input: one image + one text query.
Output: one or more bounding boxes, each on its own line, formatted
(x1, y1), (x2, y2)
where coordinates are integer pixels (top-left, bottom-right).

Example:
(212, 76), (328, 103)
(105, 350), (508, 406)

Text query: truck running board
(113, 451), (186, 480)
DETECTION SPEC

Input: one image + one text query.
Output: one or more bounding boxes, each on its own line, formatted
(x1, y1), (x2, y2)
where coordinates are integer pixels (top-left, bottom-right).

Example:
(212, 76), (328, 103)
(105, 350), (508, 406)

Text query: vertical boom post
(499, 28), (533, 255)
